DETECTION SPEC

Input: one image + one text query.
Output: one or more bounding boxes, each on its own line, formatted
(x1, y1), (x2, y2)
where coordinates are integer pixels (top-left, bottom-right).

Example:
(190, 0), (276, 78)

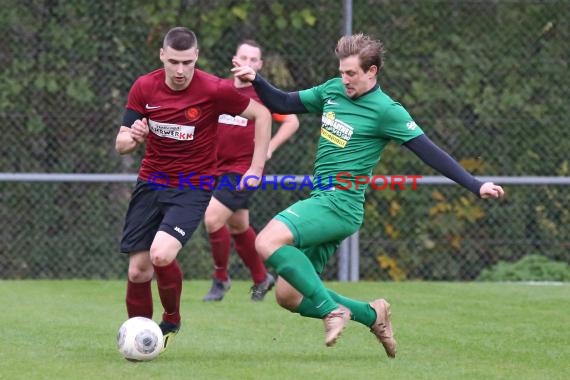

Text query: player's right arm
(237, 98), (272, 188)
(232, 63), (307, 115)
(115, 109), (149, 155)
(382, 104), (504, 199)
(267, 114), (299, 160)
(405, 135), (504, 199)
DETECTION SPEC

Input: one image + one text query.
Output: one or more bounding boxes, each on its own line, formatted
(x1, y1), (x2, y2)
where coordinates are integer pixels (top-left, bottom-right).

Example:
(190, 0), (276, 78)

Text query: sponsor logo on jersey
(218, 114), (248, 127)
(145, 104), (161, 110)
(320, 112), (353, 148)
(174, 226), (186, 236)
(148, 119), (195, 141)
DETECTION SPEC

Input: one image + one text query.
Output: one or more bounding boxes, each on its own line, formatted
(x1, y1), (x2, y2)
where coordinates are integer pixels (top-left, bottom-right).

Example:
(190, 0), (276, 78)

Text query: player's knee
(203, 213), (218, 233)
(226, 221), (248, 235)
(150, 255), (172, 267)
(276, 295), (295, 311)
(128, 265), (153, 282)
(149, 246), (174, 267)
(205, 213), (228, 234)
(275, 291), (299, 311)
(255, 231), (272, 260)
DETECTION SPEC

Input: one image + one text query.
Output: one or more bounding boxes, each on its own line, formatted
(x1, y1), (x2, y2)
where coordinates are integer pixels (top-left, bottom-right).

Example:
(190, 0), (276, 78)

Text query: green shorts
(275, 191), (363, 273)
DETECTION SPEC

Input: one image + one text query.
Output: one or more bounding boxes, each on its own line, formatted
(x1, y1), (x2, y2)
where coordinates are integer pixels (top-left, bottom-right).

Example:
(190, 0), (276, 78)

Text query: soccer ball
(117, 317), (164, 361)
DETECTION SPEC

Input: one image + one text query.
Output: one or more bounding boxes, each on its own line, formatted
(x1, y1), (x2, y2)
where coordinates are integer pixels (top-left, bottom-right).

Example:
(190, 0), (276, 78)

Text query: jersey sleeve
(298, 83), (326, 113)
(216, 80), (251, 115)
(380, 103), (424, 144)
(122, 78), (147, 126)
(125, 78), (146, 114)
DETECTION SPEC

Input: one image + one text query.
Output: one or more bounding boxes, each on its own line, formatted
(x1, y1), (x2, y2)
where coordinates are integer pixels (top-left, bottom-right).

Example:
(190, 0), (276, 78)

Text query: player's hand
(479, 182), (505, 199)
(238, 167), (263, 190)
(266, 147), (274, 160)
(231, 59), (256, 83)
(130, 118), (149, 144)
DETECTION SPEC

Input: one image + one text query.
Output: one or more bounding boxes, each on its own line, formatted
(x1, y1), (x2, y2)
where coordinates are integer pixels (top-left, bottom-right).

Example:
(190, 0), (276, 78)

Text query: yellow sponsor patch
(321, 127), (347, 148)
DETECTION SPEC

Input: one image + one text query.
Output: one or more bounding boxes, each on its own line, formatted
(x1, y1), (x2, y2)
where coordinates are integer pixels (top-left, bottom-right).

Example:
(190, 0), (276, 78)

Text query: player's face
(233, 44), (263, 72)
(160, 46), (199, 91)
(338, 55), (377, 98)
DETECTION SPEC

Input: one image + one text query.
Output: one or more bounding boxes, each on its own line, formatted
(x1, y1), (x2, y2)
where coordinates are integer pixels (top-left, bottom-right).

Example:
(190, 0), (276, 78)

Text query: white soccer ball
(117, 317), (164, 361)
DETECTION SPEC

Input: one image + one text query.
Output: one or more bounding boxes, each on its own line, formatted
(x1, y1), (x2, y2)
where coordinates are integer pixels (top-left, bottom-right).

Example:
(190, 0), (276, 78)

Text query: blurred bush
(477, 255), (570, 282)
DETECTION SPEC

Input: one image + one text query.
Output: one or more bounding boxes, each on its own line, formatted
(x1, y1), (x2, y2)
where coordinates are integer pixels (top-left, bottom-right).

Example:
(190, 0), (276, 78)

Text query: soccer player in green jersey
(232, 33), (504, 358)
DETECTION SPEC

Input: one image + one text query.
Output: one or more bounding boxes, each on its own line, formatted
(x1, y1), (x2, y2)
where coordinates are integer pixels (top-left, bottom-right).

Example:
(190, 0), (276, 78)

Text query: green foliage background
(1, 1), (568, 279)
(478, 255), (570, 282)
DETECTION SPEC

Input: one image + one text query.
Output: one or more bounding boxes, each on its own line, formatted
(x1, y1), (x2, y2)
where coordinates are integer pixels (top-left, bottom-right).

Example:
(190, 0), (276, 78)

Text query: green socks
(327, 289), (376, 327)
(296, 289), (376, 327)
(266, 245), (337, 317)
(266, 246), (377, 327)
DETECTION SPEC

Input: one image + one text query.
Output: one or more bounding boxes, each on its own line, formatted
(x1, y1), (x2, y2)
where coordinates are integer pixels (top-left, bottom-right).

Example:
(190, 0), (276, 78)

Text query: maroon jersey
(216, 80), (285, 175)
(126, 69), (250, 187)
(216, 81), (260, 175)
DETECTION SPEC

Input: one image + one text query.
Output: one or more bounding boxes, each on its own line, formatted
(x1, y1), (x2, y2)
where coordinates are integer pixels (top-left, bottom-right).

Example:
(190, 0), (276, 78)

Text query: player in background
(115, 27), (272, 352)
(233, 33), (504, 357)
(202, 40), (299, 302)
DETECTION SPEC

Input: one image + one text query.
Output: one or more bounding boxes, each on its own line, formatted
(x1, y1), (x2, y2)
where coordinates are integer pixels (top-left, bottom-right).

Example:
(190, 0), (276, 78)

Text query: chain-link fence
(1, 1), (569, 280)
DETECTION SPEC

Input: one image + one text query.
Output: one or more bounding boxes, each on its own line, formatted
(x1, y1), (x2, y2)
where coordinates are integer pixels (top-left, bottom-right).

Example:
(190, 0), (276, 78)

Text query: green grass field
(1, 280), (568, 380)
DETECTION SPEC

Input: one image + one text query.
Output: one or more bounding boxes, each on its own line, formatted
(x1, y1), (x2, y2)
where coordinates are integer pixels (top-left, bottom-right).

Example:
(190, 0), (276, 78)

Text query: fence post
(343, 0), (353, 35)
(349, 232), (360, 281)
(338, 238), (350, 281)
(337, 0), (354, 282)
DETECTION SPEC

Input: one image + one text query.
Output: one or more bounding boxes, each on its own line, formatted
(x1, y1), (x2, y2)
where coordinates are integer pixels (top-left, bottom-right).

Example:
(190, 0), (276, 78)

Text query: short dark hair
(335, 33), (385, 72)
(236, 39), (263, 57)
(163, 27), (198, 50)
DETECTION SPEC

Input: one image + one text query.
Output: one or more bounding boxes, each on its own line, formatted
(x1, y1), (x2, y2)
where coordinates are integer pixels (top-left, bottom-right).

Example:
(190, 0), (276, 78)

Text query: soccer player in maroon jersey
(115, 27), (272, 352)
(202, 40), (299, 302)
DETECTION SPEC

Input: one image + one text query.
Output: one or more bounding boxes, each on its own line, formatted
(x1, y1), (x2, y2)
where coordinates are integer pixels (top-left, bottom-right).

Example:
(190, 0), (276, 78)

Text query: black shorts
(120, 180), (213, 253)
(212, 173), (257, 212)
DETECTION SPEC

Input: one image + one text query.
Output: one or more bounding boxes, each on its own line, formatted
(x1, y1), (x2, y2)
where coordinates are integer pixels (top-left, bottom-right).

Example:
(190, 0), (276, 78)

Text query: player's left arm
(267, 114), (300, 160)
(404, 135), (504, 199)
(115, 109), (148, 155)
(238, 98), (272, 188)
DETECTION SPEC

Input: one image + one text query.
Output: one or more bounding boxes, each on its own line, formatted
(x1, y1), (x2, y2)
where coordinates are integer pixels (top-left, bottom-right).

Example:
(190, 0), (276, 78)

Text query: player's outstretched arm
(232, 62), (307, 115)
(115, 118), (149, 155)
(404, 134), (504, 199)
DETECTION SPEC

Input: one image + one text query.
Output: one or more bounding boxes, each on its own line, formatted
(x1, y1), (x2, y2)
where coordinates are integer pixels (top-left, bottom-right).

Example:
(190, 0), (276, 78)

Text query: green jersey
(299, 78), (424, 204)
